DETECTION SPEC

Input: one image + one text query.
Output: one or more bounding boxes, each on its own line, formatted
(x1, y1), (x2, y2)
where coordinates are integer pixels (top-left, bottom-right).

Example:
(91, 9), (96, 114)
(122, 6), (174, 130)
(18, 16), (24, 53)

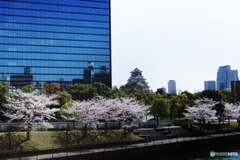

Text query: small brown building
(231, 81), (240, 101)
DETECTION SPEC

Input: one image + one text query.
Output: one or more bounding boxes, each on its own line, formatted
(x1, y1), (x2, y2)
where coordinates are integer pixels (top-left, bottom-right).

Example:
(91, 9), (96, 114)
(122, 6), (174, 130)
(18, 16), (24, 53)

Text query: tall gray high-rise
(168, 80), (176, 94)
(216, 65), (239, 90)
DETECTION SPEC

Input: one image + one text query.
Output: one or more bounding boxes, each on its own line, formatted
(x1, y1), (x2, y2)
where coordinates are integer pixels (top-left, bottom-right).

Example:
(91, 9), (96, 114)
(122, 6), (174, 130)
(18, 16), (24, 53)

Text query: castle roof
(131, 68), (142, 73)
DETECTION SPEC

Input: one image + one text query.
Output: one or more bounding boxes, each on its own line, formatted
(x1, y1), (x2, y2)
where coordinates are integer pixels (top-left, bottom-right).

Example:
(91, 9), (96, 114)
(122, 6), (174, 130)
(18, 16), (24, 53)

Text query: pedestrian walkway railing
(1, 129), (240, 159)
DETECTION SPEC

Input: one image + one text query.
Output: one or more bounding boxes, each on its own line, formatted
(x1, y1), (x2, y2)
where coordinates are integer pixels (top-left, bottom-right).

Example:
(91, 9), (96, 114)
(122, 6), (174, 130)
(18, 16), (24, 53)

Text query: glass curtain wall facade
(0, 0), (111, 89)
(216, 65), (239, 90)
(168, 80), (176, 94)
(204, 81), (216, 90)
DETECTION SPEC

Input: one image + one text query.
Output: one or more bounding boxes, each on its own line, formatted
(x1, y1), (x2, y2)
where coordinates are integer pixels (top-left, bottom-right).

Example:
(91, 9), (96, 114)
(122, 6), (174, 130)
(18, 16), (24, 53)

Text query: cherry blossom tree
(93, 96), (118, 131)
(3, 89), (59, 139)
(183, 98), (217, 130)
(222, 102), (240, 126)
(63, 96), (148, 135)
(116, 98), (147, 130)
(93, 96), (148, 134)
(63, 99), (103, 137)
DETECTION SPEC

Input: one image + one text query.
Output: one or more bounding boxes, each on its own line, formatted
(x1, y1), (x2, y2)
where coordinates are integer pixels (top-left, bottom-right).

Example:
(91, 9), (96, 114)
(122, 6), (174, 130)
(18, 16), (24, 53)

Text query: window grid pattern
(0, 0), (111, 88)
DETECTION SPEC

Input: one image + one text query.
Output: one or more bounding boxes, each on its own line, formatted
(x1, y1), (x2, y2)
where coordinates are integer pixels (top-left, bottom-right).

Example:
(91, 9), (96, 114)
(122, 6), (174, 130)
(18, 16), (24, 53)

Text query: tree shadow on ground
(0, 132), (31, 151)
(52, 130), (96, 146)
(52, 129), (133, 147)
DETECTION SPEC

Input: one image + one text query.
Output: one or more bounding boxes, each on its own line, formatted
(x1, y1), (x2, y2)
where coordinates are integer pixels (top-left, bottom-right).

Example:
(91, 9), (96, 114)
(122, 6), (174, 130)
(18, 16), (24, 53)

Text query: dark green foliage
(0, 82), (8, 121)
(220, 89), (236, 103)
(92, 82), (111, 97)
(21, 85), (34, 93)
(55, 91), (73, 119)
(150, 96), (170, 119)
(67, 83), (97, 101)
(107, 86), (128, 99)
(195, 90), (222, 101)
(57, 91), (72, 106)
(170, 93), (193, 119)
(120, 82), (143, 95)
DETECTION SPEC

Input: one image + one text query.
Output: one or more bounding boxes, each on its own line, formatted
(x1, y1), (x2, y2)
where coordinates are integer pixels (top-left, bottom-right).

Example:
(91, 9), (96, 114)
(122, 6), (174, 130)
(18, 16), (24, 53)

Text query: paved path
(4, 131), (240, 160)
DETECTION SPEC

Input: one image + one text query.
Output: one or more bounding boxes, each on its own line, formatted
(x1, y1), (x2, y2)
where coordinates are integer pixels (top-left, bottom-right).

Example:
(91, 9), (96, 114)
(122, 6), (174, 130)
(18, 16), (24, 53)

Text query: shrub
(165, 122), (173, 126)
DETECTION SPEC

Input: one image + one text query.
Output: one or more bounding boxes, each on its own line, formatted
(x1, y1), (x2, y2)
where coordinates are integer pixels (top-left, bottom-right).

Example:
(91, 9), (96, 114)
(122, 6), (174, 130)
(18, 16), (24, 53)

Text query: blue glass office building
(0, 0), (111, 89)
(216, 65), (238, 90)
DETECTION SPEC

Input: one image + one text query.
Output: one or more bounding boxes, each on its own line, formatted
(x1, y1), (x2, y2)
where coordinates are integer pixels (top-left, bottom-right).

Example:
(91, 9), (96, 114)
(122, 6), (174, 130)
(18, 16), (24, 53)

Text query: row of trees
(63, 96), (147, 134)
(0, 81), (238, 129)
(0, 82), (237, 122)
(183, 97), (240, 130)
(2, 88), (148, 140)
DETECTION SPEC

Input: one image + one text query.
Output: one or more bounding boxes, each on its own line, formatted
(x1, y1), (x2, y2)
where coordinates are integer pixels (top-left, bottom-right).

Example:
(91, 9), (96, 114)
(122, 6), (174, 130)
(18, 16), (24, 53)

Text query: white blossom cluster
(183, 98), (217, 122)
(223, 101), (240, 119)
(3, 89), (59, 131)
(183, 98), (240, 121)
(63, 96), (148, 130)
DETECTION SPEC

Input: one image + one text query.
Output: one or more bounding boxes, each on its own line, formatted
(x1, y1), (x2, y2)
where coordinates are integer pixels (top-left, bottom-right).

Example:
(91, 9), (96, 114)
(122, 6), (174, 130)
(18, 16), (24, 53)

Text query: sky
(111, 0), (240, 93)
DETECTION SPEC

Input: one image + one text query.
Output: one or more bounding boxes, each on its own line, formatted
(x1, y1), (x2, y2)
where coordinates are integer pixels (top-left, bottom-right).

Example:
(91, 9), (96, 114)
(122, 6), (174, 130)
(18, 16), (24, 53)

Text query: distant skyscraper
(204, 81), (216, 90)
(168, 80), (176, 94)
(216, 65), (239, 90)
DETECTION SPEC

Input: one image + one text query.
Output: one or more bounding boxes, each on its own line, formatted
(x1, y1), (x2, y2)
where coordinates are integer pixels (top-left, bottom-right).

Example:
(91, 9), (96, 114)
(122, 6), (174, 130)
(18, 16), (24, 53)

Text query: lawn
(192, 121), (239, 131)
(0, 129), (143, 152)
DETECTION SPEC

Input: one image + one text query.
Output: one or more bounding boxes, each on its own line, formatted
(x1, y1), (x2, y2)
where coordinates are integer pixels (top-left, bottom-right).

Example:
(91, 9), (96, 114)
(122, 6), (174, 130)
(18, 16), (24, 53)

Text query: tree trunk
(222, 114), (224, 124)
(72, 121), (75, 130)
(171, 112), (175, 120)
(118, 122), (121, 129)
(105, 121), (108, 133)
(27, 123), (31, 140)
(83, 124), (87, 137)
(156, 116), (159, 127)
(65, 130), (69, 146)
(123, 128), (127, 137)
(199, 121), (202, 131)
(26, 131), (30, 140)
(8, 131), (11, 150)
(66, 122), (71, 145)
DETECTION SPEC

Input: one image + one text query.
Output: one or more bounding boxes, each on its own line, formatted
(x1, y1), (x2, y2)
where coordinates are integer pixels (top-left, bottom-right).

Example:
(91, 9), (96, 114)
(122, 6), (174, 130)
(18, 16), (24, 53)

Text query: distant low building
(128, 68), (150, 91)
(93, 65), (111, 87)
(204, 81), (216, 90)
(157, 87), (166, 93)
(10, 67), (33, 88)
(0, 72), (7, 84)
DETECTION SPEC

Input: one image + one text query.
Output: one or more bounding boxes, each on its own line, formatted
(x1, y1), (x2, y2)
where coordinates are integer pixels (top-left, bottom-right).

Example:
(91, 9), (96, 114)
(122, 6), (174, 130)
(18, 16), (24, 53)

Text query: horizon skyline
(111, 0), (240, 93)
(113, 65), (239, 93)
